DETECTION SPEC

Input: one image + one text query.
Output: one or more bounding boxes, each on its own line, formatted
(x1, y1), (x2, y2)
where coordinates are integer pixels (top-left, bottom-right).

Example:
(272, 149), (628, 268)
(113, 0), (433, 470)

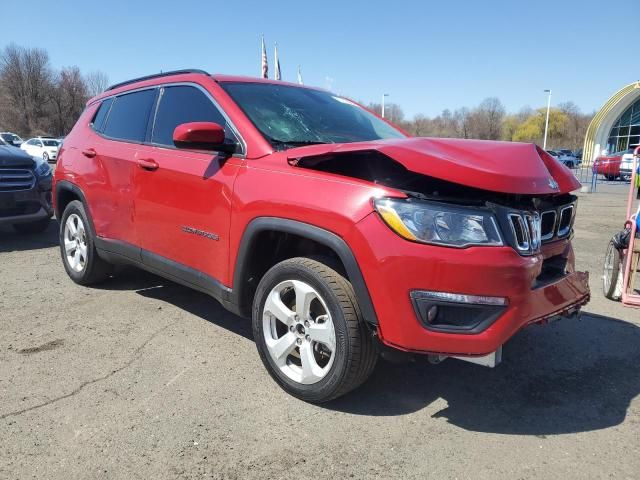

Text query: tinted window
(91, 98), (113, 132)
(103, 89), (156, 142)
(152, 85), (234, 147)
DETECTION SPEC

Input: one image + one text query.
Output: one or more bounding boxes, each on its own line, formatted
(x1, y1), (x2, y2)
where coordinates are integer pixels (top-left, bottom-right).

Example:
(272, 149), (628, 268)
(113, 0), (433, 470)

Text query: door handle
(82, 148), (97, 158)
(137, 158), (159, 171)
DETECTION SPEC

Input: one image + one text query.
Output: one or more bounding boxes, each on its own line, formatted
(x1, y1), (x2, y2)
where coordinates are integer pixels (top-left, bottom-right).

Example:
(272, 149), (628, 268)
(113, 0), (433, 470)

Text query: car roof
(94, 69), (323, 104)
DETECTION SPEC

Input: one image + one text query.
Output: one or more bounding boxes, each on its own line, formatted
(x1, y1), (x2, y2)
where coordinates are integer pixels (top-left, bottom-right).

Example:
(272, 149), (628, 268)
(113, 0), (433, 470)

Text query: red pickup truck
(53, 70), (590, 402)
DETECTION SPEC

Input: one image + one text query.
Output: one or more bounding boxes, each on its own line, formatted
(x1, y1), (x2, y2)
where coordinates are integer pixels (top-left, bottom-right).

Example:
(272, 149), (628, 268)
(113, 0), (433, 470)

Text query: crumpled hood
(0, 145), (35, 168)
(287, 137), (580, 195)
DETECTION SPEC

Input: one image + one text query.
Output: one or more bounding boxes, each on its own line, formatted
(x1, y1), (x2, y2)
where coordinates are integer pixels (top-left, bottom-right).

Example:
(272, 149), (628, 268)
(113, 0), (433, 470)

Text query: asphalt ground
(0, 183), (638, 479)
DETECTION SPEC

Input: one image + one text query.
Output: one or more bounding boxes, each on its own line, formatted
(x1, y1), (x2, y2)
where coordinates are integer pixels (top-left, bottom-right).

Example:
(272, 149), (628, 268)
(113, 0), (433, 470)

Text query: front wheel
(252, 257), (377, 403)
(43, 151), (49, 162)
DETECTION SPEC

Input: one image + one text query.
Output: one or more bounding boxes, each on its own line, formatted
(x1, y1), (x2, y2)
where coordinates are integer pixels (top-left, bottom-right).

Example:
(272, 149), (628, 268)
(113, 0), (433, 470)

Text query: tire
(603, 239), (622, 300)
(12, 217), (51, 234)
(252, 257), (378, 403)
(59, 200), (112, 285)
(43, 152), (49, 162)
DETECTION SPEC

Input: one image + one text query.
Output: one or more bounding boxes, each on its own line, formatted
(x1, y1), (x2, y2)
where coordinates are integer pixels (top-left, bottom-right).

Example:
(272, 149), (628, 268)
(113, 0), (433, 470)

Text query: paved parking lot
(1, 184), (638, 479)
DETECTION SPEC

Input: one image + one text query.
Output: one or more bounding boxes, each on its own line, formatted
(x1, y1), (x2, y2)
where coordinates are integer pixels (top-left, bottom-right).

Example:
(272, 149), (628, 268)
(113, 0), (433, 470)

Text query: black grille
(0, 168), (35, 192)
(557, 205), (574, 237)
(540, 211), (556, 240)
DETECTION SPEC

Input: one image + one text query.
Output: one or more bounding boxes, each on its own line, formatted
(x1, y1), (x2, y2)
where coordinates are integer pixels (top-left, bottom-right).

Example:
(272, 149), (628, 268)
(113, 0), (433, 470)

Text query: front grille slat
(0, 168), (35, 192)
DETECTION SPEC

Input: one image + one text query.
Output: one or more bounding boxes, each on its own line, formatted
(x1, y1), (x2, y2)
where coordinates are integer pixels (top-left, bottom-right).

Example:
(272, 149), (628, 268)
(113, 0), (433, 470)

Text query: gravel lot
(1, 184), (638, 480)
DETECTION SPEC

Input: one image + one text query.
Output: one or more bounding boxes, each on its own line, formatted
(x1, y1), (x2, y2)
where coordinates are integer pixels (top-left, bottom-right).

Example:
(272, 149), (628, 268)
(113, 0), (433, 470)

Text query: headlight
(34, 159), (52, 177)
(374, 198), (503, 247)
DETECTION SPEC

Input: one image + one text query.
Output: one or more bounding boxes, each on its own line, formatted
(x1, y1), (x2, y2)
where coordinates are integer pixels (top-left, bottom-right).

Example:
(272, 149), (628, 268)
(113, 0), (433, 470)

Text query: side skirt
(94, 237), (240, 315)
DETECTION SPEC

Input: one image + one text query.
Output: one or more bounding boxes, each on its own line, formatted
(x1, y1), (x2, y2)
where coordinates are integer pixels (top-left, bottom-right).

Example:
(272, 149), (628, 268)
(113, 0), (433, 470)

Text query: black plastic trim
(94, 237), (234, 308)
(410, 292), (506, 334)
(106, 69), (210, 91)
(232, 217), (379, 325)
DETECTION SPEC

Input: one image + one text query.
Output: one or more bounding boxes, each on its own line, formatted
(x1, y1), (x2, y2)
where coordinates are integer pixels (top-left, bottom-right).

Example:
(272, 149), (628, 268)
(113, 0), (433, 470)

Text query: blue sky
(1, 0), (637, 118)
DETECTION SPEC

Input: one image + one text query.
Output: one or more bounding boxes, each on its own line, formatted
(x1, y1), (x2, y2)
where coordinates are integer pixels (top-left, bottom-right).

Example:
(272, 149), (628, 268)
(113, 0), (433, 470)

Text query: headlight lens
(374, 198), (503, 247)
(34, 159), (52, 177)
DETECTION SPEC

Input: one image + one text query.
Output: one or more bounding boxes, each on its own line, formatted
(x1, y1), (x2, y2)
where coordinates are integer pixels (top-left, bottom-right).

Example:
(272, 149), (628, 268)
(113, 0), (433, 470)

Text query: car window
(42, 140), (58, 147)
(103, 89), (156, 142)
(151, 85), (238, 148)
(35, 140), (43, 147)
(91, 98), (114, 132)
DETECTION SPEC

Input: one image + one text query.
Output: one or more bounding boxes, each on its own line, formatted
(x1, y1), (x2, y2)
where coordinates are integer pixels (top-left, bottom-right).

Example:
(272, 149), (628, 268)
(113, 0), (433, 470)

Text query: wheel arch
(231, 217), (378, 326)
(54, 181), (97, 235)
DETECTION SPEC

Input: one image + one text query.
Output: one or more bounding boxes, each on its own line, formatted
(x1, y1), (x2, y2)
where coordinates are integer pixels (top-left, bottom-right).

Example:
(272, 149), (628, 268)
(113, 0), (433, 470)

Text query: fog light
(426, 305), (439, 323)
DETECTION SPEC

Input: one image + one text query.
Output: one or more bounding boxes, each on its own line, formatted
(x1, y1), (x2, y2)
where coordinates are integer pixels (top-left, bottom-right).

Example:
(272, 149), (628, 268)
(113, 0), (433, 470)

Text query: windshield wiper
(266, 136), (331, 150)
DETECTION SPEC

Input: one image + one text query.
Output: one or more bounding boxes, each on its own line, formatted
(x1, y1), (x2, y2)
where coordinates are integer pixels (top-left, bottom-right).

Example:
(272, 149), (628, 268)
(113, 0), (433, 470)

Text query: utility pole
(382, 93), (389, 118)
(543, 89), (552, 150)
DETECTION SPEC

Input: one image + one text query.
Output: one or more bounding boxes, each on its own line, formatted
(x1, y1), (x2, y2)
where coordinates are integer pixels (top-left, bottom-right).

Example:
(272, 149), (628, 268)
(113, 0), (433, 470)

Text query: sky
(1, 0), (638, 118)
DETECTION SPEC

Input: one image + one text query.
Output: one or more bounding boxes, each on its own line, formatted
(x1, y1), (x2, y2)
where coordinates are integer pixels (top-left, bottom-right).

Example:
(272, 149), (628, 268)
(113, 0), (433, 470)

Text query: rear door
(89, 88), (157, 246)
(134, 84), (243, 285)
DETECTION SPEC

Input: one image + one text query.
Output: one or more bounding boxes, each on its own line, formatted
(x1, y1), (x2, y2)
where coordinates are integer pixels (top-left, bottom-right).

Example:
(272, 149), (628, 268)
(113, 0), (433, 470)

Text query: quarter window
(91, 98), (114, 133)
(152, 85), (237, 149)
(102, 89), (156, 143)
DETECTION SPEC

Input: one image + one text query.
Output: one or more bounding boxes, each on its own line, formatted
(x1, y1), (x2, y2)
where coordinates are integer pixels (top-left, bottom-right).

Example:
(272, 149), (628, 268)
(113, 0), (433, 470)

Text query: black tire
(252, 257), (378, 403)
(43, 152), (49, 162)
(12, 217), (51, 234)
(59, 200), (112, 285)
(603, 239), (621, 300)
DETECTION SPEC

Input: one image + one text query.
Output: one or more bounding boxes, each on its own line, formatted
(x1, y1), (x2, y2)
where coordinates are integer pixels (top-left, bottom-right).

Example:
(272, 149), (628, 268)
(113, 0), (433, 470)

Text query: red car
(53, 70), (590, 402)
(594, 148), (636, 180)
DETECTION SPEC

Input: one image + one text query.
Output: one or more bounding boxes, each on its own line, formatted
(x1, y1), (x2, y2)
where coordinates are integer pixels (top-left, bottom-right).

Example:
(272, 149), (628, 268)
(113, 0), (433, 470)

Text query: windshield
(42, 139), (59, 147)
(221, 82), (405, 148)
(1, 133), (19, 142)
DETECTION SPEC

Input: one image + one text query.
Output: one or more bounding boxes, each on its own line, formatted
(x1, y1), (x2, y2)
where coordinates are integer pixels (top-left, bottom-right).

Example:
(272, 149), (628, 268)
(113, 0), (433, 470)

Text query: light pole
(382, 93), (389, 118)
(543, 89), (552, 150)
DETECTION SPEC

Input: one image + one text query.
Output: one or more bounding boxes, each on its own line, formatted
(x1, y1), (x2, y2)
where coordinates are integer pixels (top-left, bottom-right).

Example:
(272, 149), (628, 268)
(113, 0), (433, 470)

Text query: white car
(620, 147), (638, 180)
(21, 137), (60, 162)
(0, 132), (24, 147)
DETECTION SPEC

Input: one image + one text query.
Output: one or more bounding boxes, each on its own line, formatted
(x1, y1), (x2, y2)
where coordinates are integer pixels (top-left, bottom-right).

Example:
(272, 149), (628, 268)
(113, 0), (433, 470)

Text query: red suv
(53, 70), (590, 402)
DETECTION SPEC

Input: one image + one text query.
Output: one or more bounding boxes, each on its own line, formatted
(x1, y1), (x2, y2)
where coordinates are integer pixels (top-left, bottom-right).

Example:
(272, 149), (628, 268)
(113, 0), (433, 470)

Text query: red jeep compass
(53, 69), (590, 402)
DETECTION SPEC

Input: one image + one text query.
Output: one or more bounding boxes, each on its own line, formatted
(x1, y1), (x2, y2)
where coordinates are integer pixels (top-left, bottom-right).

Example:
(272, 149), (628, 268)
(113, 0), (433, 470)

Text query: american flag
(261, 35), (268, 79)
(274, 43), (281, 81)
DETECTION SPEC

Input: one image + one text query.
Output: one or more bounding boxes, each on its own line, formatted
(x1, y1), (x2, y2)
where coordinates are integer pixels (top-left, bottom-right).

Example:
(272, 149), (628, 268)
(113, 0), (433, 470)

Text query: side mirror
(173, 122), (236, 153)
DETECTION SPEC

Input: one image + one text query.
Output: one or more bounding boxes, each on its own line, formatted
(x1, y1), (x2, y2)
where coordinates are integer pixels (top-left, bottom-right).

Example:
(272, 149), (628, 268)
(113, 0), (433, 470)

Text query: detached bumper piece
(410, 290), (507, 334)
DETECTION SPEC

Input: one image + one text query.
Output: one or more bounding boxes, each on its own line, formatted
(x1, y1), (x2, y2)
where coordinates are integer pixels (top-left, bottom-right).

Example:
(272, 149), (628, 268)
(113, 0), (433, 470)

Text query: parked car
(547, 149), (578, 168)
(0, 142), (53, 233)
(0, 132), (24, 147)
(20, 137), (60, 163)
(573, 148), (583, 161)
(53, 70), (590, 402)
(594, 148), (637, 180)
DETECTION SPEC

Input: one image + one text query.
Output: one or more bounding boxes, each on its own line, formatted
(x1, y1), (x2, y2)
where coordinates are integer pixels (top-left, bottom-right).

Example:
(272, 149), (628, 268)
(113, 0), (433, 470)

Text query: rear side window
(152, 85), (235, 147)
(103, 89), (156, 142)
(91, 98), (113, 132)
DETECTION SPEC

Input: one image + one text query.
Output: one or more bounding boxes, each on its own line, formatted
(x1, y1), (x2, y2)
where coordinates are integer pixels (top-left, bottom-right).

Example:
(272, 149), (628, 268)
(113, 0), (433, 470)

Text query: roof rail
(106, 69), (210, 92)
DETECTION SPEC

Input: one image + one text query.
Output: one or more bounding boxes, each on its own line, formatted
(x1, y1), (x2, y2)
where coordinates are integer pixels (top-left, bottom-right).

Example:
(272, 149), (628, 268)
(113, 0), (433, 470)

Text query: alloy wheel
(262, 280), (336, 385)
(63, 213), (88, 272)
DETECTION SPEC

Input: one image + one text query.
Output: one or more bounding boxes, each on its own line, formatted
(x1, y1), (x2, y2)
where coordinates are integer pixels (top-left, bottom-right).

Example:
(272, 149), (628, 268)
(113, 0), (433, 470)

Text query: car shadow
(93, 270), (639, 435)
(0, 219), (59, 252)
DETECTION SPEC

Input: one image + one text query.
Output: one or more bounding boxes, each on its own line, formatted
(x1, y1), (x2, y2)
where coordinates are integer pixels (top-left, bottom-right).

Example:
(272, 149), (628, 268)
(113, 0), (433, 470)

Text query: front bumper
(348, 212), (591, 356)
(0, 178), (53, 225)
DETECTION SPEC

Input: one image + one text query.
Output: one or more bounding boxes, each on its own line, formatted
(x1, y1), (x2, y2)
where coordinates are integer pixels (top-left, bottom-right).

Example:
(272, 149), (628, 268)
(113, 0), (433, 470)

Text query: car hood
(287, 137), (580, 195)
(0, 145), (35, 168)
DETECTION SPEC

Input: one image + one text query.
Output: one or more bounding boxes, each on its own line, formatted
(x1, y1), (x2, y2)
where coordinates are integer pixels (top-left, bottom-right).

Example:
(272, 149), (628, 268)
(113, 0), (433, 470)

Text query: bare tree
(85, 70), (109, 97)
(0, 43), (53, 135)
(472, 97), (506, 140)
(49, 66), (89, 136)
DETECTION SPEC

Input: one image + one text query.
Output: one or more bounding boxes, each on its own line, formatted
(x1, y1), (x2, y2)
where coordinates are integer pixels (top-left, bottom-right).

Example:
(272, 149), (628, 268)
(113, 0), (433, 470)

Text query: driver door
(134, 84), (242, 285)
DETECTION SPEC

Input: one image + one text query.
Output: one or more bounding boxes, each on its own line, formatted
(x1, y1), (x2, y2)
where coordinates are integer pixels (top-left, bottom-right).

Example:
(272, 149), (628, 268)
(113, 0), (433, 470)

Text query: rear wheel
(59, 200), (112, 285)
(252, 257), (377, 403)
(603, 239), (622, 300)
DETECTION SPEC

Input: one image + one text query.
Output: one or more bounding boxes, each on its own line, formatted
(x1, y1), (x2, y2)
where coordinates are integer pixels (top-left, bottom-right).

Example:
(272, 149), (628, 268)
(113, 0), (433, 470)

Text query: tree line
(368, 97), (593, 151)
(0, 43), (108, 138)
